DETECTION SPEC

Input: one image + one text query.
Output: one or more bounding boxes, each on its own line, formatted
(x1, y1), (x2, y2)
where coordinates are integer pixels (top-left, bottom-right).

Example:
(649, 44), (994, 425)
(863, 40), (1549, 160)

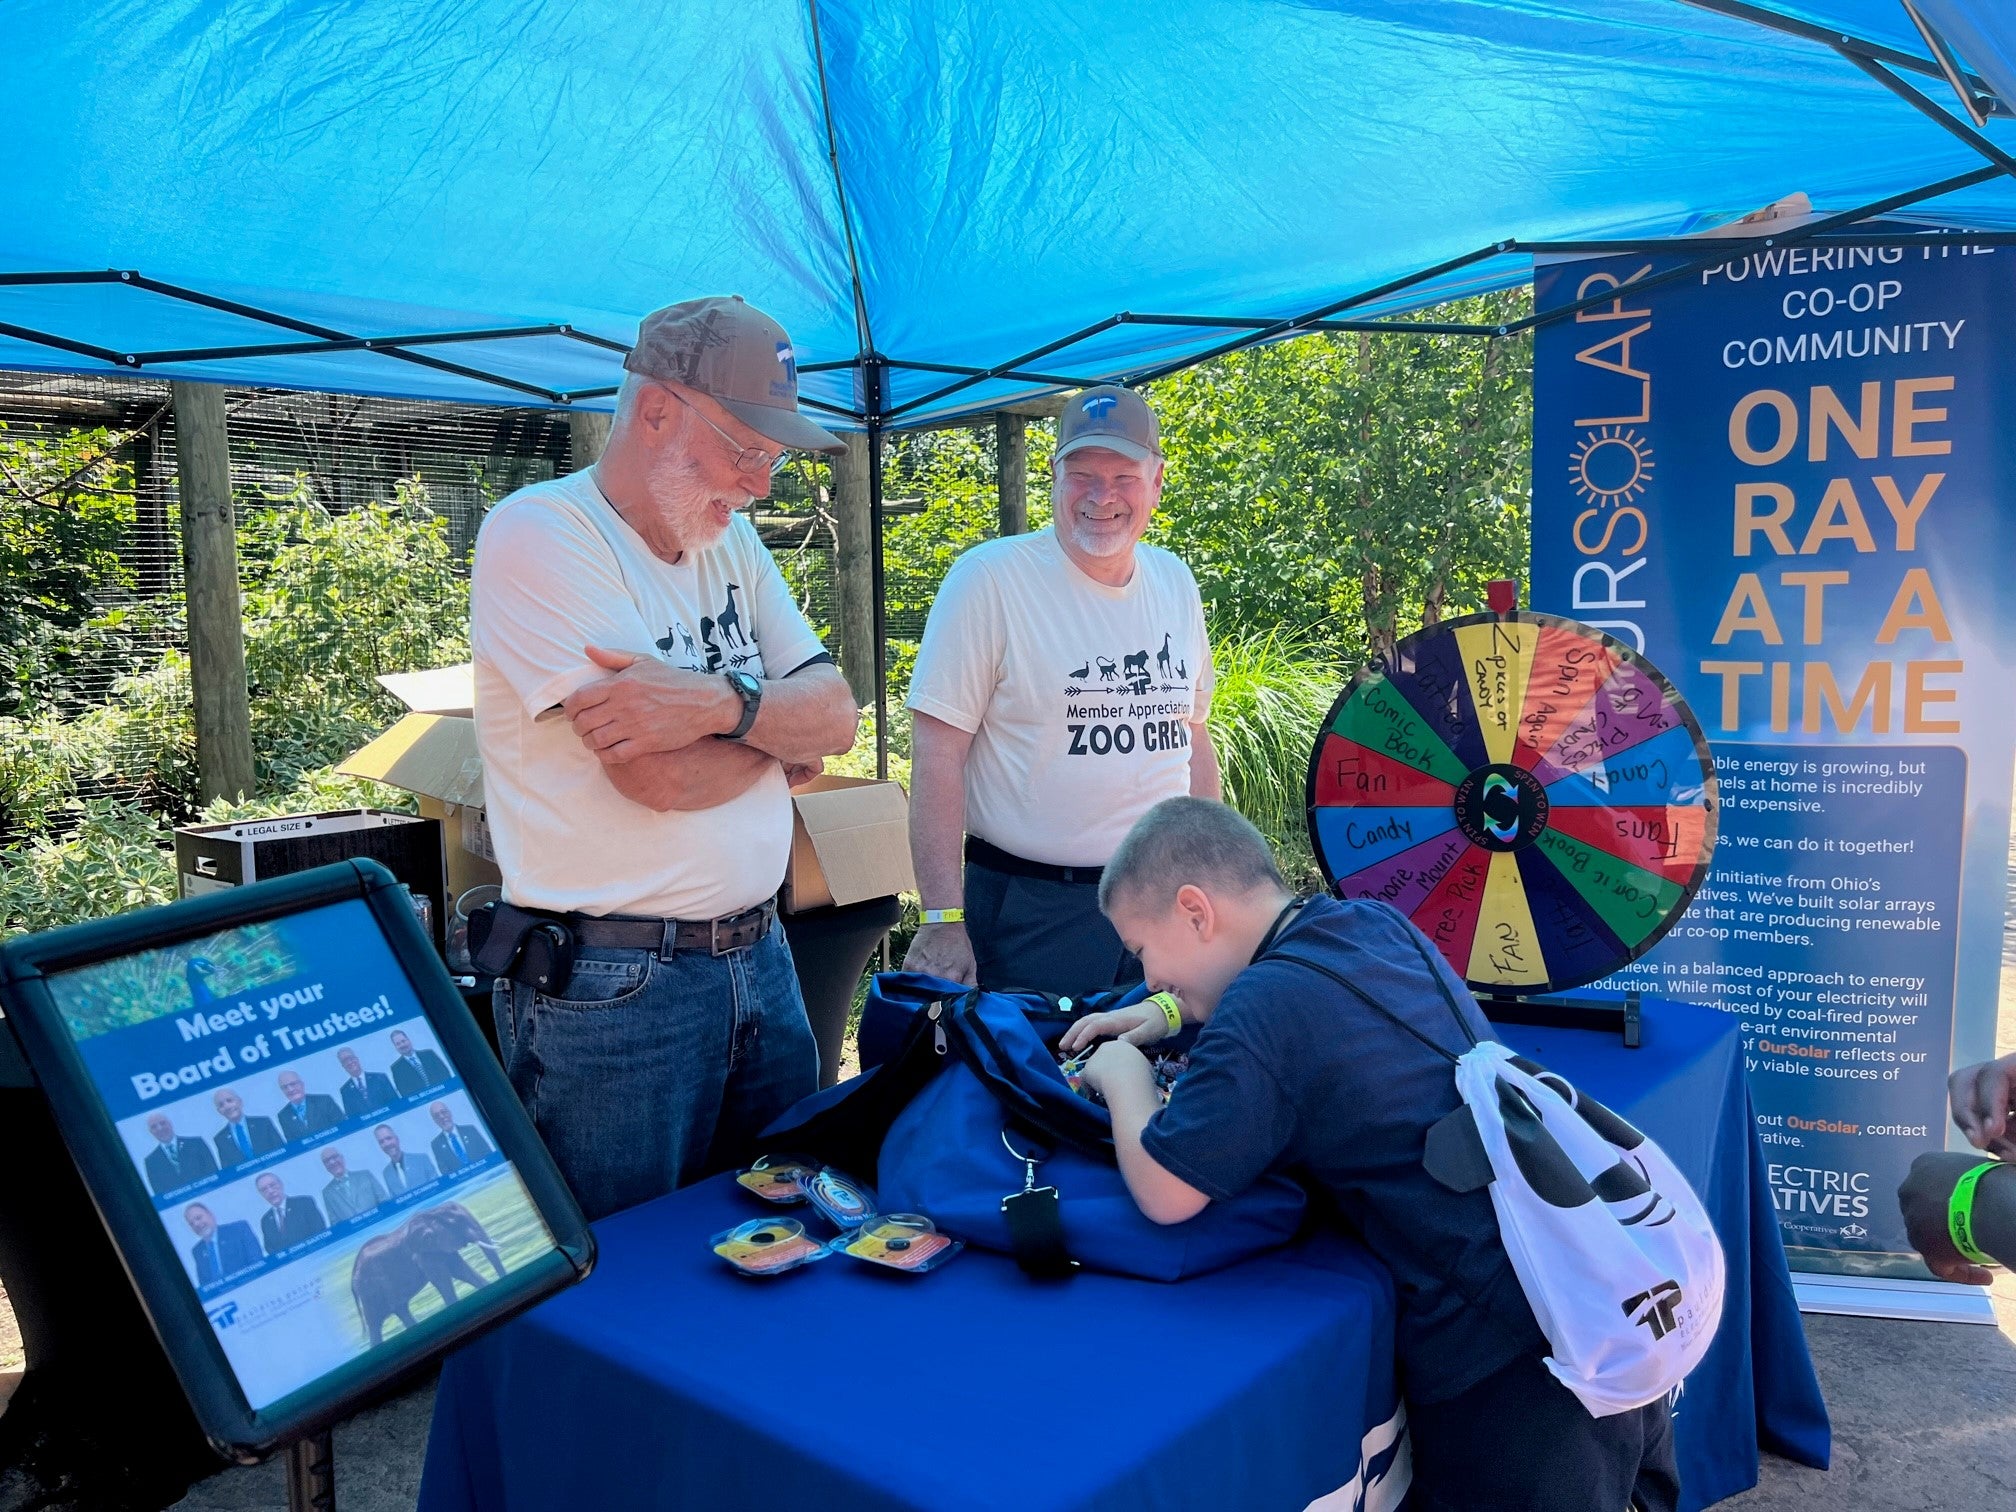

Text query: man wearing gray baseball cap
(471, 296), (860, 1220)
(902, 384), (1221, 995)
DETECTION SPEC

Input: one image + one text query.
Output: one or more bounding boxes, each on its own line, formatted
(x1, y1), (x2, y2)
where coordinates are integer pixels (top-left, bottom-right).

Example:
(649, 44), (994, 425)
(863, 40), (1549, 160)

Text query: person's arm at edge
(1188, 721), (1222, 799)
(900, 711), (978, 982)
(736, 661), (859, 765)
(1898, 1151), (2016, 1281)
(1086, 1042), (1210, 1225)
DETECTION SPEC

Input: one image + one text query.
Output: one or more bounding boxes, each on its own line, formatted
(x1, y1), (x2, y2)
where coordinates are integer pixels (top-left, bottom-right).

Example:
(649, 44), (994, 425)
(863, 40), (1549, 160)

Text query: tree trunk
(831, 437), (877, 707)
(567, 410), (612, 469)
(995, 413), (1028, 536)
(172, 382), (255, 804)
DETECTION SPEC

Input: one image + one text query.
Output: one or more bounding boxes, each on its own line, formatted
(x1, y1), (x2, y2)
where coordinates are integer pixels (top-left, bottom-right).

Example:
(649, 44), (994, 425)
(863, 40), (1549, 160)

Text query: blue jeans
(492, 927), (817, 1222)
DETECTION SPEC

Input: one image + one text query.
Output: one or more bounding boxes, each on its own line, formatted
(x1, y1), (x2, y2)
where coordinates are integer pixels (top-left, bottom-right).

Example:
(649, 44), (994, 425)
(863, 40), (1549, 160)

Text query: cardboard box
(339, 711), (500, 907)
(340, 662), (915, 917)
(173, 810), (446, 945)
(783, 775), (916, 913)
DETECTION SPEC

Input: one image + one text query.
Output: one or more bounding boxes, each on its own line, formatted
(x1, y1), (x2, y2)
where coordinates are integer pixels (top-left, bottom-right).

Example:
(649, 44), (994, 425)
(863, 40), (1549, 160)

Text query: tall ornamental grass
(1205, 628), (1343, 887)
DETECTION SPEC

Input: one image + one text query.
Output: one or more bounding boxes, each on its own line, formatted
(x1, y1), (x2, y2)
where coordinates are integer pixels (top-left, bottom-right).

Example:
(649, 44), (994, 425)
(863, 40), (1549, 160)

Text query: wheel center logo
(1455, 764), (1549, 852)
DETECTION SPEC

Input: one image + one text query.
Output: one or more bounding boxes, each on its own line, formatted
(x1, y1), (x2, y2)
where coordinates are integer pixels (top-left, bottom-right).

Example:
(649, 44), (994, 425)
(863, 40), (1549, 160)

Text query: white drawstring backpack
(1450, 1040), (1724, 1415)
(1291, 921), (1725, 1418)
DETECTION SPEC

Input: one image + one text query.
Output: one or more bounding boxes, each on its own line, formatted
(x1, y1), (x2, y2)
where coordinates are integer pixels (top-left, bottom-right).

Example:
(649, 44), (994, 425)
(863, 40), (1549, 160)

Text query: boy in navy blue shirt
(1062, 798), (1678, 1512)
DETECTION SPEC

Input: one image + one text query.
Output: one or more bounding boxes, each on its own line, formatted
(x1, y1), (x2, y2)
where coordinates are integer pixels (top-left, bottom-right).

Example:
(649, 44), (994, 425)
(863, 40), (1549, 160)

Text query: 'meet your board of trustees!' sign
(1532, 238), (2016, 1273)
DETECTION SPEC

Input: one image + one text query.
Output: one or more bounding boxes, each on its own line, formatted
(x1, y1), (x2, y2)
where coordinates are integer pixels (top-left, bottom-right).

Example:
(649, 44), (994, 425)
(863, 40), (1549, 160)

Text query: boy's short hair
(1099, 798), (1286, 914)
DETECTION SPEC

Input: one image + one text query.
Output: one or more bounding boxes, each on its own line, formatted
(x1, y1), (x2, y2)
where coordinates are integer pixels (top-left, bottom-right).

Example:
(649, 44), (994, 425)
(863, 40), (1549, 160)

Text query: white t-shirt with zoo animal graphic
(471, 468), (828, 919)
(907, 529), (1214, 868)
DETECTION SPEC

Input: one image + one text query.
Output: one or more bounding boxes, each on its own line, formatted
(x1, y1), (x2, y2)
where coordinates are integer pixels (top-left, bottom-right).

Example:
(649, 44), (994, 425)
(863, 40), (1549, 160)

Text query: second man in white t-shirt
(903, 386), (1220, 995)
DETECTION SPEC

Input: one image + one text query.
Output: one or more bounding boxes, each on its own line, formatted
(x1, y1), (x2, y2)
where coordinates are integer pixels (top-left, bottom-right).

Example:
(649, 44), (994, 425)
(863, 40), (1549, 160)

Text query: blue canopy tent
(6, 0), (2016, 742)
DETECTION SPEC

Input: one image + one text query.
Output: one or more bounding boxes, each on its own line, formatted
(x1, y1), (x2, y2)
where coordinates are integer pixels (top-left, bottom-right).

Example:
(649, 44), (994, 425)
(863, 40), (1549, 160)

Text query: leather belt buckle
(710, 916), (734, 957)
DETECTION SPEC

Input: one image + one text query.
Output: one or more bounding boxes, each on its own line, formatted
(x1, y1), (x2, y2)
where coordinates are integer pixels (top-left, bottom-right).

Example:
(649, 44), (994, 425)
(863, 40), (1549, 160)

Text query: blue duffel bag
(762, 972), (1308, 1282)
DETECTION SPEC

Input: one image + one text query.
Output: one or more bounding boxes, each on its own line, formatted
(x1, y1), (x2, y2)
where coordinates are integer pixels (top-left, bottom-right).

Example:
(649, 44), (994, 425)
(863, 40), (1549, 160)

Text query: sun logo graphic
(1569, 426), (1655, 507)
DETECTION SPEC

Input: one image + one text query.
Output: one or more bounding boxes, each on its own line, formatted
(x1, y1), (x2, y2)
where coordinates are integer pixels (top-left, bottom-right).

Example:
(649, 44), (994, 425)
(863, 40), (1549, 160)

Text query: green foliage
(0, 420), (152, 718)
(0, 798), (177, 937)
(1152, 292), (1532, 662)
(1204, 627), (1341, 885)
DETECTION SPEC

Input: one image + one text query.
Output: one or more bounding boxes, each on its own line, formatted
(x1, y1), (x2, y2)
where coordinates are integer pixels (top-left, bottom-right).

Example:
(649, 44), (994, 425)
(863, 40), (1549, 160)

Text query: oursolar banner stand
(1306, 590), (1719, 1051)
(0, 859), (595, 1498)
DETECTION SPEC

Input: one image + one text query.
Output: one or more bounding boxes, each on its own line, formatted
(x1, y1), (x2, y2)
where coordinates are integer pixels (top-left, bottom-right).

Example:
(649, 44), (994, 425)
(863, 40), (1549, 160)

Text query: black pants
(1408, 1354), (1680, 1512)
(965, 856), (1143, 999)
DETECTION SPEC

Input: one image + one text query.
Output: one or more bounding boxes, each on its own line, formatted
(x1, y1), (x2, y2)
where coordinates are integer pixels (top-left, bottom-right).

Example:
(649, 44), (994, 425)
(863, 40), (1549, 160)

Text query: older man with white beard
(471, 296), (858, 1220)
(901, 386), (1220, 996)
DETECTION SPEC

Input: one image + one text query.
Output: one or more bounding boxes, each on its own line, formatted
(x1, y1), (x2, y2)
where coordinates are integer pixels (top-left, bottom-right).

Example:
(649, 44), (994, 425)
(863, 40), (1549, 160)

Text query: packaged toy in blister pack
(803, 1167), (877, 1230)
(710, 1217), (830, 1277)
(735, 1154), (818, 1204)
(834, 1214), (963, 1275)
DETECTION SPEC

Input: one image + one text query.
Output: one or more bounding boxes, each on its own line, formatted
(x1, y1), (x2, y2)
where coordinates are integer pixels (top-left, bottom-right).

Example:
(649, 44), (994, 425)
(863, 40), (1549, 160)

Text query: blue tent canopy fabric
(3, 0), (2015, 426)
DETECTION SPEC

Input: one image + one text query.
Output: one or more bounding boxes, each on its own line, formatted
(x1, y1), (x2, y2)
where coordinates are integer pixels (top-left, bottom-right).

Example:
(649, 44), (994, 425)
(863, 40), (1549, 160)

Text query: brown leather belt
(564, 898), (777, 957)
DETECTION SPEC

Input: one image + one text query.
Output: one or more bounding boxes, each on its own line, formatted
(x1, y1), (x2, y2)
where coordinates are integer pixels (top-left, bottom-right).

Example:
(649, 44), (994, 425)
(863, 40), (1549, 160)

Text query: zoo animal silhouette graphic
(1096, 656), (1118, 681)
(1156, 632), (1173, 680)
(714, 584), (745, 647)
(350, 1202), (507, 1346)
(655, 621), (701, 667)
(1069, 660), (1090, 680)
(1122, 649), (1150, 681)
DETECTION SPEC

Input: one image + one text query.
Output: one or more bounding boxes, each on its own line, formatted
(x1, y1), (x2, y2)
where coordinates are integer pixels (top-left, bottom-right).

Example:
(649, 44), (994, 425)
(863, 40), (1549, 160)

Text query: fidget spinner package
(735, 1154), (819, 1204)
(710, 1217), (830, 1277)
(833, 1213), (963, 1275)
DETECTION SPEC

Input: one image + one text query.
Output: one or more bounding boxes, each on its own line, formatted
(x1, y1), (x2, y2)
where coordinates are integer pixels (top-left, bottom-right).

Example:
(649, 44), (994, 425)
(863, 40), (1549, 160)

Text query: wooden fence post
(171, 382), (255, 804)
(831, 434), (877, 708)
(995, 412), (1028, 536)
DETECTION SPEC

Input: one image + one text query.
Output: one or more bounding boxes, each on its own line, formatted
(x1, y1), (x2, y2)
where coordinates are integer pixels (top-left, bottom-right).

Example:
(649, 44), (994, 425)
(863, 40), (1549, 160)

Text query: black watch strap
(724, 672), (762, 740)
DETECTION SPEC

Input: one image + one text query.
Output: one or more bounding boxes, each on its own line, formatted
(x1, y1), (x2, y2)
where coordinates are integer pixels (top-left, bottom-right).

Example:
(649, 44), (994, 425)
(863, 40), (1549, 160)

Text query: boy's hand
(1078, 1039), (1155, 1100)
(1059, 999), (1179, 1055)
(1950, 1053), (2016, 1158)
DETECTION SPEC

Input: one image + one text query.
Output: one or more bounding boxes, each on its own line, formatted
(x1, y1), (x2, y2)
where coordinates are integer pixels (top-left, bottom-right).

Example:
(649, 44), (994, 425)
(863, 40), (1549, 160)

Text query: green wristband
(1147, 991), (1183, 1037)
(1949, 1160), (2003, 1267)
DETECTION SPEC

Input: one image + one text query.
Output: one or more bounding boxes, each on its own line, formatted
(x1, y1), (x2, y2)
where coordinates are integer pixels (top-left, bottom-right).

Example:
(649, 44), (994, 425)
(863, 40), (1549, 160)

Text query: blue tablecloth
(1497, 998), (1831, 1509)
(418, 1173), (1406, 1512)
(418, 997), (1827, 1512)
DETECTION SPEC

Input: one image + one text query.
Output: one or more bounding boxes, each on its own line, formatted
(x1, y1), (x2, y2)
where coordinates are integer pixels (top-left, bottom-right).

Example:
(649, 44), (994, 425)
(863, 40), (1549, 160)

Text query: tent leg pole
(284, 1429), (335, 1512)
(865, 360), (889, 782)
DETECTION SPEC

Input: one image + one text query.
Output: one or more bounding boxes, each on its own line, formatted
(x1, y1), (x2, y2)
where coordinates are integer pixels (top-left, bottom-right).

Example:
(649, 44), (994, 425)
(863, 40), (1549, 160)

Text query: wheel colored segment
(1327, 671), (1471, 787)
(1516, 626), (1619, 761)
(1331, 828), (1473, 916)
(1546, 804), (1710, 885)
(1467, 851), (1542, 986)
(1411, 844), (1492, 975)
(1385, 627), (1492, 773)
(1510, 845), (1633, 985)
(1531, 826), (1686, 948)
(1543, 725), (1711, 808)
(1312, 805), (1460, 877)
(1454, 618), (1538, 765)
(1584, 659), (1680, 760)
(1311, 733), (1458, 809)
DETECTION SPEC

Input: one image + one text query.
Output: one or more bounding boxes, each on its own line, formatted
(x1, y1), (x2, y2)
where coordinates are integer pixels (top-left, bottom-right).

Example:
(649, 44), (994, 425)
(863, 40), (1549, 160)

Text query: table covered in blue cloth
(417, 1172), (1407, 1512)
(418, 996), (1826, 1512)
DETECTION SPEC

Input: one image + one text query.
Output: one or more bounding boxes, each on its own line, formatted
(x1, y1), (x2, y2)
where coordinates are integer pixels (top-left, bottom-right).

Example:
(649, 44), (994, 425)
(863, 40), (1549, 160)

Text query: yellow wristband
(1147, 991), (1183, 1037)
(921, 908), (964, 925)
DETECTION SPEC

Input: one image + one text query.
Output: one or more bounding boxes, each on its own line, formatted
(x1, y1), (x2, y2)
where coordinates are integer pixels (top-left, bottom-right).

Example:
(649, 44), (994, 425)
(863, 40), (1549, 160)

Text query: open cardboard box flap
(377, 663), (474, 718)
(785, 775), (915, 912)
(339, 713), (484, 807)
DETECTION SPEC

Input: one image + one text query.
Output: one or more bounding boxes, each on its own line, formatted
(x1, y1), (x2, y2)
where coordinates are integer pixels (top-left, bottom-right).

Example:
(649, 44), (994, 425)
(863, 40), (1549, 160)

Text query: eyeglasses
(661, 383), (787, 475)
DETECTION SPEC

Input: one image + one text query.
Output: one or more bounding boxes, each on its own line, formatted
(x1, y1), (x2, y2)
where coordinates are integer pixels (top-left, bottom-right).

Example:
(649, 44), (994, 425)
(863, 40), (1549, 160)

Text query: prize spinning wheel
(1306, 610), (1717, 996)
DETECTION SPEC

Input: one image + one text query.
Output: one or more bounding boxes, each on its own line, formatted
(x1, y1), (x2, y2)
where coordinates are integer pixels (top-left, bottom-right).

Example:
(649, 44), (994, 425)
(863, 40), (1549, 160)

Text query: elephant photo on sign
(350, 1201), (507, 1346)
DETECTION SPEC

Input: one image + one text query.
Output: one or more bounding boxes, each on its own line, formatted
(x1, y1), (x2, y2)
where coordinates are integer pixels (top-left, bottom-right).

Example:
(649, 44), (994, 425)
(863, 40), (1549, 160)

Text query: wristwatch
(721, 669), (763, 740)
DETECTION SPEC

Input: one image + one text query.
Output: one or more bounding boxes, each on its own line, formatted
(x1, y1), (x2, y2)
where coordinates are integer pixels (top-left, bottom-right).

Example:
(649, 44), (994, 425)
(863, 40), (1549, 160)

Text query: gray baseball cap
(623, 296), (846, 454)
(1053, 384), (1162, 464)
